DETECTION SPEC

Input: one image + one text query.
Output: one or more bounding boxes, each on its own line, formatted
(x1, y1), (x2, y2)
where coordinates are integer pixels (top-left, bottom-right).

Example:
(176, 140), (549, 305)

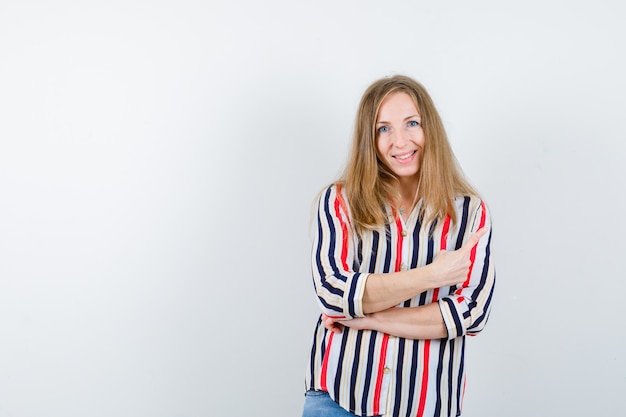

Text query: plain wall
(1, 1), (625, 416)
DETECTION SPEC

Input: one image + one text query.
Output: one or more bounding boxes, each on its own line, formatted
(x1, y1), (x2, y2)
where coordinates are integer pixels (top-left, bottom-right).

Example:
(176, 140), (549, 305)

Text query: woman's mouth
(393, 150), (417, 161)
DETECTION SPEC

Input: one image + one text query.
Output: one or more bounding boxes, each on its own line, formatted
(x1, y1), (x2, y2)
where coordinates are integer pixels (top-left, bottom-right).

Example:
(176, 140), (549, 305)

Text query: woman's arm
(324, 304), (448, 339)
(312, 184), (487, 319)
(438, 202), (495, 339)
(361, 229), (486, 314)
(323, 200), (495, 341)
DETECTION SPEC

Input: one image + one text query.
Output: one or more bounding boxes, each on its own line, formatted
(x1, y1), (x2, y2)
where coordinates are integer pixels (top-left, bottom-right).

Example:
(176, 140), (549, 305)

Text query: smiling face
(375, 91), (425, 189)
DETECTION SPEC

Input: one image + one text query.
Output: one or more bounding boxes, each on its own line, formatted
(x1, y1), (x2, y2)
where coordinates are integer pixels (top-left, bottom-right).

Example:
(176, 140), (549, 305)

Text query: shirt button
(383, 367), (390, 374)
(401, 230), (407, 237)
(400, 263), (406, 270)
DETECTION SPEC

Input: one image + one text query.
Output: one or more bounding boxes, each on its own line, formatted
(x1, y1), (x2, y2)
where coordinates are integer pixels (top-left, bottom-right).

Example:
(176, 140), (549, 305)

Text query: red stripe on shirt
(372, 334), (390, 415)
(373, 212), (403, 414)
(457, 202), (487, 294)
(333, 186), (350, 272)
(320, 331), (335, 392)
(416, 215), (450, 417)
(416, 339), (431, 417)
(394, 213), (403, 271)
(334, 184), (349, 219)
(440, 215), (451, 251)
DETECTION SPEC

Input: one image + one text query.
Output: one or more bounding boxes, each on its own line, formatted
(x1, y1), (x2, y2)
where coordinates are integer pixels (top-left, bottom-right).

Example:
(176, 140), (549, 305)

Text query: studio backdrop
(0, 1), (624, 416)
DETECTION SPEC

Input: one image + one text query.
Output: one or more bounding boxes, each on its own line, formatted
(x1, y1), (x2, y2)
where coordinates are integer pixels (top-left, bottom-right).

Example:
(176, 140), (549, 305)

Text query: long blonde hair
(340, 75), (477, 233)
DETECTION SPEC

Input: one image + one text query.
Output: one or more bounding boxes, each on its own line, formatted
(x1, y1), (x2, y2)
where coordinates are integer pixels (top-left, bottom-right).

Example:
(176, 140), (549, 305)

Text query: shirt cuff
(438, 297), (467, 340)
(344, 272), (369, 318)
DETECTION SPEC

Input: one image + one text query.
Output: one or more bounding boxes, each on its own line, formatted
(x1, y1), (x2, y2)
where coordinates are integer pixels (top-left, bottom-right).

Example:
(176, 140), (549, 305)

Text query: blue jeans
(302, 390), (365, 417)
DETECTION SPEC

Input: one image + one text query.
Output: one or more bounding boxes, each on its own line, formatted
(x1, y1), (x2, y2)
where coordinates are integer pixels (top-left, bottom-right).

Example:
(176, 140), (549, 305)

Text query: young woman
(303, 75), (495, 417)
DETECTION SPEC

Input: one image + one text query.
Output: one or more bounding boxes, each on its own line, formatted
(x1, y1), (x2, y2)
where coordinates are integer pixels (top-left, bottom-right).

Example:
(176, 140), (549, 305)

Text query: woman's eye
(408, 120), (420, 127)
(377, 126), (389, 134)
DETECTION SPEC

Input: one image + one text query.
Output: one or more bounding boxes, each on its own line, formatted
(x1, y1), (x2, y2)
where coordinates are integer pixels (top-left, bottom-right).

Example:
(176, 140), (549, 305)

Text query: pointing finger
(462, 228), (487, 251)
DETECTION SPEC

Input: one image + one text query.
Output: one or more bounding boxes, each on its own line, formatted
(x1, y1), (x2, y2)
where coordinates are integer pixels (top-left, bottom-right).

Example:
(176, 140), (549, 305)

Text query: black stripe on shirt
(383, 223), (392, 273)
(443, 298), (463, 338)
(447, 339), (456, 417)
(308, 316), (322, 388)
(433, 340), (446, 417)
(349, 330), (363, 413)
(456, 339), (466, 416)
(406, 339), (420, 417)
(334, 330), (349, 400)
(455, 197), (470, 250)
(361, 331), (377, 413)
(369, 230), (380, 273)
(393, 338), (406, 416)
(411, 214), (423, 269)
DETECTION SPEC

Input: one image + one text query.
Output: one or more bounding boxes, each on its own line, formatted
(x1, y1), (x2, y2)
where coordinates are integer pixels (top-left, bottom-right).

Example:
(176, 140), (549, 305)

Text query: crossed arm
(321, 228), (487, 340)
(323, 302), (448, 339)
(312, 186), (494, 341)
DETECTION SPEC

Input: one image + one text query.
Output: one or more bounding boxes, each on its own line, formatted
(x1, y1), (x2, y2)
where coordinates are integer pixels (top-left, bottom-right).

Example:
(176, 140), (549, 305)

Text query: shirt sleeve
(438, 200), (496, 340)
(311, 185), (369, 319)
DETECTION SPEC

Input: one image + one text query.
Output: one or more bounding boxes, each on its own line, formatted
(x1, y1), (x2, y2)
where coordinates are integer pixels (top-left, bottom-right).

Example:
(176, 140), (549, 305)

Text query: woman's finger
(460, 228), (487, 252)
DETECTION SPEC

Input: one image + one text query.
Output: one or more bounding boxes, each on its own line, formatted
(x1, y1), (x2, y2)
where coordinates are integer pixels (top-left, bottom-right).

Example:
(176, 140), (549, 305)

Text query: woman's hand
(322, 305), (448, 339)
(321, 313), (344, 334)
(426, 228), (487, 287)
(322, 313), (373, 333)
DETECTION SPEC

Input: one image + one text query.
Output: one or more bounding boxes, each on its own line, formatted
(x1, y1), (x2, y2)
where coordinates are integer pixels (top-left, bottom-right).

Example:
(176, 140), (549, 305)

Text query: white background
(1, 1), (625, 416)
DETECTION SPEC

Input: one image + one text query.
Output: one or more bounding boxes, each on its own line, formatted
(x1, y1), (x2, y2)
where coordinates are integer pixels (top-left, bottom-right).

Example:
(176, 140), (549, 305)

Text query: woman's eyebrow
(376, 114), (421, 124)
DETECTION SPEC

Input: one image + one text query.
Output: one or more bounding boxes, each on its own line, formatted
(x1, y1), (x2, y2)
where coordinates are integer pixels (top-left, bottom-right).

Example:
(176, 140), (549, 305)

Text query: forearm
(356, 304), (447, 340)
(314, 183), (488, 319)
(361, 228), (488, 315)
(362, 268), (432, 314)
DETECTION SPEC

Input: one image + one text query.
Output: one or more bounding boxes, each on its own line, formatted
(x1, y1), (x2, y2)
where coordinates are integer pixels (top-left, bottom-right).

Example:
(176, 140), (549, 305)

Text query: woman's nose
(392, 129), (409, 147)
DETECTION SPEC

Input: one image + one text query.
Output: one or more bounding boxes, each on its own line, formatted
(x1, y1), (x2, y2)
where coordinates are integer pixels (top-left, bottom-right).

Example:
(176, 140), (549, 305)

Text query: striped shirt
(305, 184), (495, 417)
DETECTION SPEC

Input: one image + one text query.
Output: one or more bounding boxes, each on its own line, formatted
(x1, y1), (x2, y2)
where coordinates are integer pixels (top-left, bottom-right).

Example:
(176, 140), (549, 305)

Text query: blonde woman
(303, 75), (495, 417)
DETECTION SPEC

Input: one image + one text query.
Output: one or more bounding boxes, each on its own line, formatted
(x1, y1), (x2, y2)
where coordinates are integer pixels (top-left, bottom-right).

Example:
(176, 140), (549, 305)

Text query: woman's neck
(397, 176), (420, 212)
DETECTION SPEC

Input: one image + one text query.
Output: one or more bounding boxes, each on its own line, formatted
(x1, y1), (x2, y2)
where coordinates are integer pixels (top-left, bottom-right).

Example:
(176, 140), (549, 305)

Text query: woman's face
(375, 92), (425, 185)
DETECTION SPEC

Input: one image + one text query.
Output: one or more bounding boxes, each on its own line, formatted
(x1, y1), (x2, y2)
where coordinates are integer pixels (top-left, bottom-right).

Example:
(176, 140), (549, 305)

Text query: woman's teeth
(395, 151), (415, 160)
